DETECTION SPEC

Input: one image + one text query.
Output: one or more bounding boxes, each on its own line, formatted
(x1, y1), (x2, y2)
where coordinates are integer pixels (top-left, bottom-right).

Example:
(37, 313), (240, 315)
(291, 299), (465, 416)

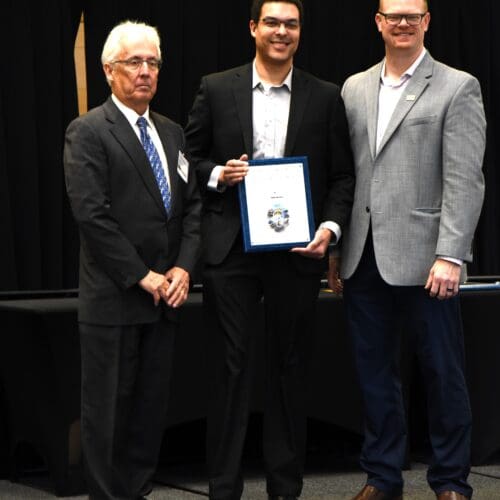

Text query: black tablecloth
(1, 289), (499, 494)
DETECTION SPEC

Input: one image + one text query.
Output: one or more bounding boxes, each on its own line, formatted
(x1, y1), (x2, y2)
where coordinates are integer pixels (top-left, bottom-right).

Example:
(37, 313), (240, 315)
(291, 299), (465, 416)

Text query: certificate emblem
(267, 205), (289, 232)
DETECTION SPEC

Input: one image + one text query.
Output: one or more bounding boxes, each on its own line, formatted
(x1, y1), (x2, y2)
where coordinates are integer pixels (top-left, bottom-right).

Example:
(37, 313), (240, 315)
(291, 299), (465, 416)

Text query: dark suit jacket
(64, 97), (201, 325)
(185, 63), (354, 273)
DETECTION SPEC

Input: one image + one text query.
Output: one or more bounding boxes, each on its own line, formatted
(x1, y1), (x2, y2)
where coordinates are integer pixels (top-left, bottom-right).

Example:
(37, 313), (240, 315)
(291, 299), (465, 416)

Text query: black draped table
(1, 285), (499, 495)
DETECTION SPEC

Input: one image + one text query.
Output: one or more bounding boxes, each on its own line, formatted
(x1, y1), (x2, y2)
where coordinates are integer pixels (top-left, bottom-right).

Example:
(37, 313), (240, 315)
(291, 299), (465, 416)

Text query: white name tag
(177, 151), (189, 183)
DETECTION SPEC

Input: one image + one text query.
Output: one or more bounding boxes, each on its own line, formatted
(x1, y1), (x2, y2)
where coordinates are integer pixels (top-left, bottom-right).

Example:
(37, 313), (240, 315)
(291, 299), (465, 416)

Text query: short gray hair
(101, 20), (161, 66)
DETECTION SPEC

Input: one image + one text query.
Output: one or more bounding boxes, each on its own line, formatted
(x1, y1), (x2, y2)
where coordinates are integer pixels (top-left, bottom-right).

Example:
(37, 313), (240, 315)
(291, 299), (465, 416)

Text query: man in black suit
(185, 1), (354, 498)
(64, 21), (200, 500)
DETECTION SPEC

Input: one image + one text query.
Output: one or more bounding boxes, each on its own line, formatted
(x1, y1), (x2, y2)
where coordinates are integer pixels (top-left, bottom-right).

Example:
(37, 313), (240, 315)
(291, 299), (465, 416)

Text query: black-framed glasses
(111, 57), (162, 71)
(378, 12), (427, 26)
(260, 16), (300, 31)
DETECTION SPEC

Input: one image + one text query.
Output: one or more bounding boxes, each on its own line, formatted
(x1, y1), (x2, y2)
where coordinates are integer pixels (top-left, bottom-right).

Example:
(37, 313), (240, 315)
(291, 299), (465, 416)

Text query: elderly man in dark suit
(185, 1), (354, 498)
(64, 20), (200, 500)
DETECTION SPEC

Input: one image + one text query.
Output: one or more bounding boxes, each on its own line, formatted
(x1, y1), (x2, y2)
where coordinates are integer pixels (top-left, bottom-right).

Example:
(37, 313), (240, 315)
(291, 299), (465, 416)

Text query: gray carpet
(1, 462), (499, 499)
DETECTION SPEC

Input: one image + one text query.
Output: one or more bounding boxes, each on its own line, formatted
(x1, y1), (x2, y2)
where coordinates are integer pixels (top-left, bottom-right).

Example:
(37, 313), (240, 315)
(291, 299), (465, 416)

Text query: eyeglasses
(260, 16), (300, 31)
(111, 57), (162, 71)
(377, 12), (428, 26)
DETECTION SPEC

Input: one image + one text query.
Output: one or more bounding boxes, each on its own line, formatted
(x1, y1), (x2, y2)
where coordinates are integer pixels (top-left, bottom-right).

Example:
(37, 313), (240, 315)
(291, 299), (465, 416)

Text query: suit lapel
(365, 63), (383, 161)
(104, 98), (168, 218)
(232, 64), (254, 156)
(285, 68), (310, 156)
(376, 54), (433, 157)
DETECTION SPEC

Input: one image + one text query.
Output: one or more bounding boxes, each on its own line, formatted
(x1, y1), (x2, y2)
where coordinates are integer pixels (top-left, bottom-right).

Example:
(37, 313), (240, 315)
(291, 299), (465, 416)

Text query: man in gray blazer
(64, 21), (200, 499)
(328, 0), (486, 499)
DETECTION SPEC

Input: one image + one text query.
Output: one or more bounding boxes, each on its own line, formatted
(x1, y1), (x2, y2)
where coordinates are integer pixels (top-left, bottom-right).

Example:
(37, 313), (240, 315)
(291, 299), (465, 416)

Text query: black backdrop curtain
(0, 0), (83, 290)
(0, 0), (498, 291)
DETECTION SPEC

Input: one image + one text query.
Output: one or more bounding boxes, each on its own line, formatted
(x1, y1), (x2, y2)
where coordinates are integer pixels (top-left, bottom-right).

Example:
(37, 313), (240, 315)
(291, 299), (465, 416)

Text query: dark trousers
(343, 234), (472, 497)
(80, 317), (175, 499)
(204, 248), (321, 500)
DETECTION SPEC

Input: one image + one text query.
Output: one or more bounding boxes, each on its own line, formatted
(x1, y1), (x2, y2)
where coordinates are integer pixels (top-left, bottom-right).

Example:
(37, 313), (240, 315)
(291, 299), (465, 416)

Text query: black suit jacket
(185, 63), (354, 272)
(64, 97), (201, 325)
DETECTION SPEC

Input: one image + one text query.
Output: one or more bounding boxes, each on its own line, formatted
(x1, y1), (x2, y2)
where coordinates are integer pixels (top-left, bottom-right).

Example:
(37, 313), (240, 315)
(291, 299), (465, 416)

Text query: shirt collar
(380, 47), (427, 87)
(111, 93), (151, 127)
(252, 60), (293, 92)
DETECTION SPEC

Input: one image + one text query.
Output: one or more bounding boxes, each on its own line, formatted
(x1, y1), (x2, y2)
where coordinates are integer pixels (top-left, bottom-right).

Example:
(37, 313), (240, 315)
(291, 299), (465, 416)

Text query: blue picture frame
(238, 156), (315, 252)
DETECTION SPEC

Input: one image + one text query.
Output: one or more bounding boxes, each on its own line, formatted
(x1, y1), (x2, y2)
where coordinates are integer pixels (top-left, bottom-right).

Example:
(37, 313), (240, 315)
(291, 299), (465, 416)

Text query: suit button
(365, 207), (370, 213)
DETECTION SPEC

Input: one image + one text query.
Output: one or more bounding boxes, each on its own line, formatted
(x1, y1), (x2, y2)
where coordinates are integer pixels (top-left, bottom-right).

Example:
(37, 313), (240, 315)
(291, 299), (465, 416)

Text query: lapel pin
(406, 94), (416, 101)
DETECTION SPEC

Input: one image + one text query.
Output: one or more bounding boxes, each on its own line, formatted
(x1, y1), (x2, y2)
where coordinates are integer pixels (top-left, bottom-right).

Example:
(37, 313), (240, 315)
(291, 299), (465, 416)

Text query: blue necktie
(136, 116), (171, 213)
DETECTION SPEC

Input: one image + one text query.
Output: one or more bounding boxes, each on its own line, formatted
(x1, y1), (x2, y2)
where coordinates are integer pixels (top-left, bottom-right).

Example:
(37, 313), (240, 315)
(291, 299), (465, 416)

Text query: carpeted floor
(1, 461), (499, 499)
(2, 418), (499, 499)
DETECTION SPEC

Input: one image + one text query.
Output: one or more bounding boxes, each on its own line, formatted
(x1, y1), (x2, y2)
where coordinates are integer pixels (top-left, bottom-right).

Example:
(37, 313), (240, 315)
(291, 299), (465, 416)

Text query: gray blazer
(340, 52), (486, 285)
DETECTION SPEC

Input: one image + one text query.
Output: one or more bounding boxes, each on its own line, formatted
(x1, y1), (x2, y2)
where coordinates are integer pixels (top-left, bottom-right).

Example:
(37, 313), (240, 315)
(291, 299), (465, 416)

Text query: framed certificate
(238, 156), (315, 252)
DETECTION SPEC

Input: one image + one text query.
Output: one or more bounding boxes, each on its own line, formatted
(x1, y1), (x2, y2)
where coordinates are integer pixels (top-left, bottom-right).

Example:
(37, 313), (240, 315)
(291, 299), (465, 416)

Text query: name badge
(177, 151), (189, 183)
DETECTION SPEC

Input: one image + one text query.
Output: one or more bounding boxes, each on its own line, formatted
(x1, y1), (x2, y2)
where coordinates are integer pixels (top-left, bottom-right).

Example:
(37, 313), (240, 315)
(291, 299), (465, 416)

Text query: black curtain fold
(476, 0), (500, 275)
(0, 84), (17, 290)
(1, 0), (498, 291)
(0, 0), (82, 291)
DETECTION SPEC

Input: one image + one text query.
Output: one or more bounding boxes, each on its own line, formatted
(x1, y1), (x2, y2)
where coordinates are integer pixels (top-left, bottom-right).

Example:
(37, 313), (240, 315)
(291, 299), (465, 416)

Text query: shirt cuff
(318, 221), (341, 246)
(208, 165), (226, 192)
(438, 255), (463, 266)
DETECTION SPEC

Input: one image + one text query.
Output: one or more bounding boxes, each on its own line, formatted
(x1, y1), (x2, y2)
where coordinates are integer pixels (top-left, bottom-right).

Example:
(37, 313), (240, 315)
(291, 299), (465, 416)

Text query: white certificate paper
(238, 156), (314, 252)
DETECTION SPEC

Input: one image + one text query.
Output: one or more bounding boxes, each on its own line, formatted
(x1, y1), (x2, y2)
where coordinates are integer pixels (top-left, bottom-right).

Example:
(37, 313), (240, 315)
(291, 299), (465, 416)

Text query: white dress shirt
(376, 48), (426, 153)
(112, 94), (171, 187)
(251, 64), (292, 159)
